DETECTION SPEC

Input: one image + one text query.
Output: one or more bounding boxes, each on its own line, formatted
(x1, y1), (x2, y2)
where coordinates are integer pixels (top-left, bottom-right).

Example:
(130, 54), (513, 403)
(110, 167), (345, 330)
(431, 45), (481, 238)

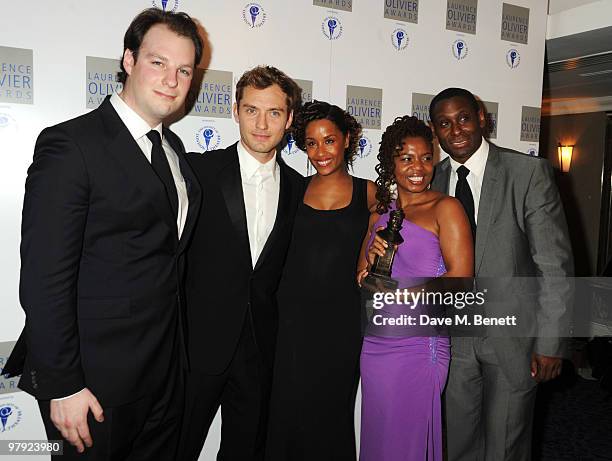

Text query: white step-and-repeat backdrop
(1, 1), (546, 459)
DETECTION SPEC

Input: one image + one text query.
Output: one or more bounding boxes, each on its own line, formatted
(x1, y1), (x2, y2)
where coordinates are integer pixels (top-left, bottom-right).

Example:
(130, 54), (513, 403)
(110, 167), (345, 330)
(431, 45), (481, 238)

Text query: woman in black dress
(267, 101), (377, 460)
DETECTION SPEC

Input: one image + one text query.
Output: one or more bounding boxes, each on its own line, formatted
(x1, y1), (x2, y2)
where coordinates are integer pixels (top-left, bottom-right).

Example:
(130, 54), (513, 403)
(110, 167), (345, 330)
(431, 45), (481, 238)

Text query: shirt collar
(237, 140), (278, 182)
(110, 93), (163, 141)
(449, 137), (489, 178)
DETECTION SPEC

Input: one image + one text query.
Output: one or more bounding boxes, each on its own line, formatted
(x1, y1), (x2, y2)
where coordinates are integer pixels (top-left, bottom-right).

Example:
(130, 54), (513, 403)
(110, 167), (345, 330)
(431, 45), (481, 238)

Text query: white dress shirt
(53, 95), (190, 402)
(237, 141), (280, 267)
(110, 93), (188, 239)
(447, 138), (489, 224)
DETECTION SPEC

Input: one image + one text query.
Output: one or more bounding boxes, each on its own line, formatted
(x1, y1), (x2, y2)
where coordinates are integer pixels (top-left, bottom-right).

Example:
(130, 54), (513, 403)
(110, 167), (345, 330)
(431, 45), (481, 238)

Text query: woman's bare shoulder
(433, 193), (465, 219)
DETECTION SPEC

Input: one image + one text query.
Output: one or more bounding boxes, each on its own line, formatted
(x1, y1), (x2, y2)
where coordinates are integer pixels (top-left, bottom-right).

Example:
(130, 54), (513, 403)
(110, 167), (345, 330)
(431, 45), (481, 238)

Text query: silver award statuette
(363, 208), (405, 291)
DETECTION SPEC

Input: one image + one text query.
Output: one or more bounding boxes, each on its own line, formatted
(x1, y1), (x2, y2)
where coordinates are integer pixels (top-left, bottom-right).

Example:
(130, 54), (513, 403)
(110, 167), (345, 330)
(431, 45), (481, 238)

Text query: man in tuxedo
(4, 8), (202, 460)
(429, 87), (573, 460)
(178, 66), (303, 460)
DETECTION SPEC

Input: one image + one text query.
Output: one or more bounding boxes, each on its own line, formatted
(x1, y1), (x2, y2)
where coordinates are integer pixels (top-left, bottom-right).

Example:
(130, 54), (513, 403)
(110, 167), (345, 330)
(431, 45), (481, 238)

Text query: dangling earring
(389, 177), (398, 200)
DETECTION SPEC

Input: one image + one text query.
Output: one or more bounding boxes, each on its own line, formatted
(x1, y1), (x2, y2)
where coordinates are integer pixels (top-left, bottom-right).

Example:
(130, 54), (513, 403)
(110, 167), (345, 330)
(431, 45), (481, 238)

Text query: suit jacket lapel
(254, 162), (292, 271)
(164, 128), (202, 253)
(219, 145), (252, 268)
(475, 145), (501, 274)
(98, 97), (177, 237)
(432, 158), (451, 194)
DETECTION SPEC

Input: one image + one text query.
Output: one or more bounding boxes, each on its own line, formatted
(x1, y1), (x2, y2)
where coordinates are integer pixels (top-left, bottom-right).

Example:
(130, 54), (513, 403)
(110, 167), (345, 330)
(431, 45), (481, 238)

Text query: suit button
(31, 370), (36, 376)
(32, 383), (38, 389)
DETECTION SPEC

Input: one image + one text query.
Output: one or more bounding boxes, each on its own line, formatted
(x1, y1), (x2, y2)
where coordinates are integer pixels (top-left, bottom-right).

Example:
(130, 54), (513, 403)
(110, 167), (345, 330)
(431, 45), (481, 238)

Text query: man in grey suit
(429, 87), (573, 461)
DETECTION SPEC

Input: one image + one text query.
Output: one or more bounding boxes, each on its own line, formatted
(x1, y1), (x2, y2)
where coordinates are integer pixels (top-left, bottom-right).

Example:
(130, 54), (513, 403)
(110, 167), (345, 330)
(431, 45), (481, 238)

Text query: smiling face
(393, 136), (434, 196)
(304, 118), (349, 176)
(233, 84), (293, 163)
(120, 24), (196, 128)
(430, 96), (486, 163)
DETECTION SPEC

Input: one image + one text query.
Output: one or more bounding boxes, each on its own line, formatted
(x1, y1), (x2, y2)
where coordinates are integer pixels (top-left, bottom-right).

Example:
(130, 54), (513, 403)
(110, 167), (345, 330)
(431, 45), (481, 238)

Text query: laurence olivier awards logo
(527, 147), (538, 156)
(243, 3), (267, 28)
(520, 106), (541, 143)
(452, 39), (468, 60)
(0, 112), (16, 130)
(506, 49), (520, 68)
(282, 133), (301, 156)
(501, 3), (529, 45)
(294, 79), (313, 103)
(384, 0), (419, 24)
(0, 401), (22, 432)
(189, 69), (233, 118)
(346, 85), (383, 130)
(446, 0), (478, 35)
(322, 16), (343, 40)
(313, 0), (352, 13)
(357, 135), (373, 158)
(0, 46), (33, 105)
(86, 57), (123, 109)
(152, 0), (179, 12)
(482, 100), (498, 140)
(196, 125), (221, 152)
(392, 29), (409, 51)
(0, 341), (20, 394)
(411, 93), (435, 123)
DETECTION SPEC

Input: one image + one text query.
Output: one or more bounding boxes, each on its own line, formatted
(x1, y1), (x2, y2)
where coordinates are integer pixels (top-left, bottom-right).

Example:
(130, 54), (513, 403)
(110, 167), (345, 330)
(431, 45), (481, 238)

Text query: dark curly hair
(375, 115), (434, 214)
(292, 100), (362, 168)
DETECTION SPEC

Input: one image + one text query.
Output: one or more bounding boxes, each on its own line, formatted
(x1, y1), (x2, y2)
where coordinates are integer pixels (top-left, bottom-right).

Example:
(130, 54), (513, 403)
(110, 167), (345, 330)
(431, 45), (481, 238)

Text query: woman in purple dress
(357, 116), (474, 461)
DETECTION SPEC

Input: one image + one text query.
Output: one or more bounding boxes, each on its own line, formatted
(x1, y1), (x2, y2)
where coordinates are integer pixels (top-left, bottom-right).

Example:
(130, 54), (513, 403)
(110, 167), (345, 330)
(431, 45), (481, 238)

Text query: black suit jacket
(184, 143), (303, 375)
(5, 97), (201, 406)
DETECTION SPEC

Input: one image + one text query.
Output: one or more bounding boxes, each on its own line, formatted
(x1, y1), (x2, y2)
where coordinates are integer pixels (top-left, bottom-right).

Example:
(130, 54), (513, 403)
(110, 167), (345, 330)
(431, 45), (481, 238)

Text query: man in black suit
(429, 87), (573, 460)
(4, 8), (202, 460)
(178, 66), (304, 460)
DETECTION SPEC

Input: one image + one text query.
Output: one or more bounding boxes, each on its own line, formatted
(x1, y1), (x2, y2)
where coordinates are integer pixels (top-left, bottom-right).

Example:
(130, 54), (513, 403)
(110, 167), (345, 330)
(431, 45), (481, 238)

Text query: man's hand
(50, 388), (104, 453)
(530, 353), (562, 383)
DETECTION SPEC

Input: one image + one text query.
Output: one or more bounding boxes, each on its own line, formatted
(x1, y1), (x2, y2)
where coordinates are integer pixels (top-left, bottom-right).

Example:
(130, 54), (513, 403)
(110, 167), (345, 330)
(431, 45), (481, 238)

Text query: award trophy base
(362, 272), (398, 292)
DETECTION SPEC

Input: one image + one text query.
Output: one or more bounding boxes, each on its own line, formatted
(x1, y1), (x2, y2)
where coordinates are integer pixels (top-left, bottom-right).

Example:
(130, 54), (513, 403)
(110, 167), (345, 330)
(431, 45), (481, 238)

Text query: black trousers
(38, 359), (183, 461)
(178, 320), (270, 461)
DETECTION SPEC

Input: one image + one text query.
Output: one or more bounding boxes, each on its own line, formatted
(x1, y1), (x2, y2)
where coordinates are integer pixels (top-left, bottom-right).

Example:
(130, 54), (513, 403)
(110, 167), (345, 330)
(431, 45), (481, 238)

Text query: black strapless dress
(266, 176), (370, 461)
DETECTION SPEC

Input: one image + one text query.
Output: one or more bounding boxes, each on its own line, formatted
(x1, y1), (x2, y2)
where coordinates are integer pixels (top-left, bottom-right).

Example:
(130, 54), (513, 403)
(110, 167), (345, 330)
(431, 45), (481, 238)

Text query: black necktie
(455, 165), (476, 240)
(146, 130), (178, 217)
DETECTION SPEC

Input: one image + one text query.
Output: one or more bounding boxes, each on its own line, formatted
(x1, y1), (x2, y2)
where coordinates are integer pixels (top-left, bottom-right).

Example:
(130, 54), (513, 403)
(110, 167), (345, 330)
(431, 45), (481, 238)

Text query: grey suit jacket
(431, 143), (574, 389)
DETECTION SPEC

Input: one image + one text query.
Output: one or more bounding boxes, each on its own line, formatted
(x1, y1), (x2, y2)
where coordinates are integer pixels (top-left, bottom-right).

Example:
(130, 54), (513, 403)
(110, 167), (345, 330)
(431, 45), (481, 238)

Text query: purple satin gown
(360, 212), (450, 461)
